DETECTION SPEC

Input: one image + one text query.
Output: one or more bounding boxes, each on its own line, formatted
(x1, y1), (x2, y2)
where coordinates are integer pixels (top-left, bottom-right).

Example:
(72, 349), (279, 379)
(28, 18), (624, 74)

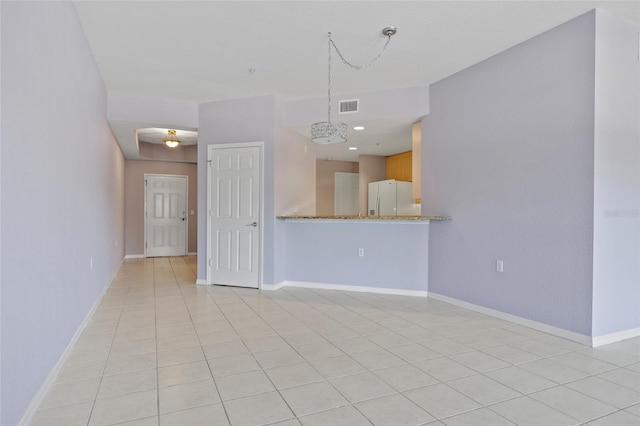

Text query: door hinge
(145, 179), (147, 185)
(145, 242), (147, 248)
(208, 258), (212, 266)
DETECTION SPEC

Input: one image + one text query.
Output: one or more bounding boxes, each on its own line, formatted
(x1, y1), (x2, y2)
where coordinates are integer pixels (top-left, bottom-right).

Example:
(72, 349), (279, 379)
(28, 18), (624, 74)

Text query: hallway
(30, 257), (639, 425)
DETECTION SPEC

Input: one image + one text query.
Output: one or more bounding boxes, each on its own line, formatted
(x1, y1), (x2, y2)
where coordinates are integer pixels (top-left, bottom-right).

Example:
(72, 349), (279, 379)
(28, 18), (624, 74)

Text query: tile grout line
(153, 257), (161, 426)
(30, 257), (639, 426)
(84, 265), (131, 426)
(173, 256), (233, 425)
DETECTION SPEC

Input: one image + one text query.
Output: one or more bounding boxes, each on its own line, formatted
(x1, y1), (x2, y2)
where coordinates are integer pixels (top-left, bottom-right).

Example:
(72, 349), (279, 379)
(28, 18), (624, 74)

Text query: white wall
(285, 86), (430, 128)
(274, 97), (316, 216)
(0, 2), (125, 424)
(592, 11), (640, 337)
(107, 92), (199, 159)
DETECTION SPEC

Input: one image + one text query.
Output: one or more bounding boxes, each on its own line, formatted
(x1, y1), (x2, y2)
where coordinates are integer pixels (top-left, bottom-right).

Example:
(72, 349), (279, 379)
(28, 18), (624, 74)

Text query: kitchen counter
(277, 215), (452, 222)
(269, 214), (450, 296)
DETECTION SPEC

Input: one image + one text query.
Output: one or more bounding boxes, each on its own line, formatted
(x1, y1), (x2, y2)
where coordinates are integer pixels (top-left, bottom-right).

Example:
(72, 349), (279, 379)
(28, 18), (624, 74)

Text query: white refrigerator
(368, 179), (416, 216)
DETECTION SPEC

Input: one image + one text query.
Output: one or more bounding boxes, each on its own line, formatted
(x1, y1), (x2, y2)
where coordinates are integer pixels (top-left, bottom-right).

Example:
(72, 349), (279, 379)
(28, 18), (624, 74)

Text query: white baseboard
(196, 279), (210, 285)
(262, 280), (428, 298)
(263, 284), (637, 347)
(19, 276), (113, 426)
(592, 327), (640, 347)
(428, 292), (594, 346)
(124, 251), (198, 259)
(125, 253), (196, 259)
(261, 282), (285, 291)
(124, 254), (145, 259)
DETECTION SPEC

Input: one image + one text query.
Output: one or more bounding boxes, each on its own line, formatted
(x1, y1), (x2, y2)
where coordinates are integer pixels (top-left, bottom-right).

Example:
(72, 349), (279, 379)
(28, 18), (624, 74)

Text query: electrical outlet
(496, 260), (504, 272)
(358, 248), (365, 257)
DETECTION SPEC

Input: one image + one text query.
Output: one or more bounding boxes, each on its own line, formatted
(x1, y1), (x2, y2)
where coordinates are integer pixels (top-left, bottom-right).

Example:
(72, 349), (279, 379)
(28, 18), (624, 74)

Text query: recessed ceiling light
(348, 147), (358, 151)
(353, 126), (365, 131)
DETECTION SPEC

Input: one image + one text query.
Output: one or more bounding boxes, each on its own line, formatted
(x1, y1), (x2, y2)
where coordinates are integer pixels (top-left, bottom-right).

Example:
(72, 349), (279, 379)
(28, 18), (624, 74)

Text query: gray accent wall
(124, 160), (198, 256)
(316, 160), (359, 216)
(0, 2), (125, 424)
(424, 10), (639, 338)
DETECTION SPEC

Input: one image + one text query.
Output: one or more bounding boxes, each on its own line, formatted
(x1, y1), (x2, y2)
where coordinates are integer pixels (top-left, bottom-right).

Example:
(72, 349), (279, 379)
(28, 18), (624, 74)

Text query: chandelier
(163, 129), (181, 148)
(310, 27), (397, 145)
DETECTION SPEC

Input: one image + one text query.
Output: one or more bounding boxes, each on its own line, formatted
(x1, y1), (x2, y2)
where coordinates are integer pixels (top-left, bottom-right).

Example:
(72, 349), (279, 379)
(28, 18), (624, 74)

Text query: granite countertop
(277, 215), (452, 221)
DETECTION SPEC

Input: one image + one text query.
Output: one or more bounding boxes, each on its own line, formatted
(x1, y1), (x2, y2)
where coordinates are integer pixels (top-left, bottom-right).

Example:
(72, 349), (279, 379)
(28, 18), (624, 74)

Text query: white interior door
(145, 175), (187, 257)
(334, 172), (359, 215)
(208, 145), (261, 288)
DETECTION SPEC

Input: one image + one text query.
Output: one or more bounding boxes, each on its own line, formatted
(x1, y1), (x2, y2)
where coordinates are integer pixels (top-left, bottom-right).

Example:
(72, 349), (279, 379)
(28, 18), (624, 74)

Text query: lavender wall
(0, 3), (4, 418)
(424, 12), (596, 335)
(284, 221), (429, 291)
(198, 96), (277, 283)
(124, 160), (198, 255)
(592, 11), (640, 336)
(0, 2), (125, 424)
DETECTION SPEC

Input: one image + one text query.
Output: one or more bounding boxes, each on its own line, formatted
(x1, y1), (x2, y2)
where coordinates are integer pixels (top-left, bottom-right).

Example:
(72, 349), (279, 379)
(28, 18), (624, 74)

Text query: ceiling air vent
(339, 99), (359, 114)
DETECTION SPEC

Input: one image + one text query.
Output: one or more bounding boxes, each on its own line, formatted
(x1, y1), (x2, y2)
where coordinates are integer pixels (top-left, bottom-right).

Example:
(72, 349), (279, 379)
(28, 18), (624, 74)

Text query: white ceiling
(137, 128), (198, 146)
(73, 1), (639, 161)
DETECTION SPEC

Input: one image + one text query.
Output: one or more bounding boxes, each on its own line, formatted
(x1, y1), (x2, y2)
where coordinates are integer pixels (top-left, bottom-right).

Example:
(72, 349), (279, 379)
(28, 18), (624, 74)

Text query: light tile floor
(31, 257), (640, 426)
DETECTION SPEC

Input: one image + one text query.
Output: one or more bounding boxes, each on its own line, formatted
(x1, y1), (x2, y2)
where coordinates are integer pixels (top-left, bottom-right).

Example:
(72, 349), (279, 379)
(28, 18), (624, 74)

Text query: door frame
(206, 142), (264, 287)
(144, 173), (189, 258)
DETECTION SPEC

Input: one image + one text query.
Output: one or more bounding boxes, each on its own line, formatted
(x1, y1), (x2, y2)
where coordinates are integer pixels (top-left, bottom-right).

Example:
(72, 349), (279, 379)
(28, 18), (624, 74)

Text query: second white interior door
(208, 145), (261, 288)
(145, 175), (187, 257)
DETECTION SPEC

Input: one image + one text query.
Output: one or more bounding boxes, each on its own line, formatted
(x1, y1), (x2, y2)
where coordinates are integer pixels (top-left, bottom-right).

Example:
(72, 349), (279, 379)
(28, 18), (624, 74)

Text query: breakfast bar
(270, 215), (451, 296)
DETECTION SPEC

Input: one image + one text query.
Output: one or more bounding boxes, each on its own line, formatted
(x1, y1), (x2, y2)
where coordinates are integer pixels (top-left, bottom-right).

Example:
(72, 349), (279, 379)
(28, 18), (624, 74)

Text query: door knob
(246, 222), (258, 227)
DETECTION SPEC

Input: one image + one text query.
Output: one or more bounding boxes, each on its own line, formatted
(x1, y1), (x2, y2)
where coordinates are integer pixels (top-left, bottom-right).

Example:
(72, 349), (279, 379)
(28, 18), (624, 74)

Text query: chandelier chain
(312, 28), (394, 144)
(328, 33), (393, 70)
(327, 32), (332, 123)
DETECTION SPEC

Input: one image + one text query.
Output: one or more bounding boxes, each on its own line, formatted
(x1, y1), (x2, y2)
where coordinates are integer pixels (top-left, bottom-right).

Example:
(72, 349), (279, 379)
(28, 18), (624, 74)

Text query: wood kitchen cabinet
(386, 151), (412, 182)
